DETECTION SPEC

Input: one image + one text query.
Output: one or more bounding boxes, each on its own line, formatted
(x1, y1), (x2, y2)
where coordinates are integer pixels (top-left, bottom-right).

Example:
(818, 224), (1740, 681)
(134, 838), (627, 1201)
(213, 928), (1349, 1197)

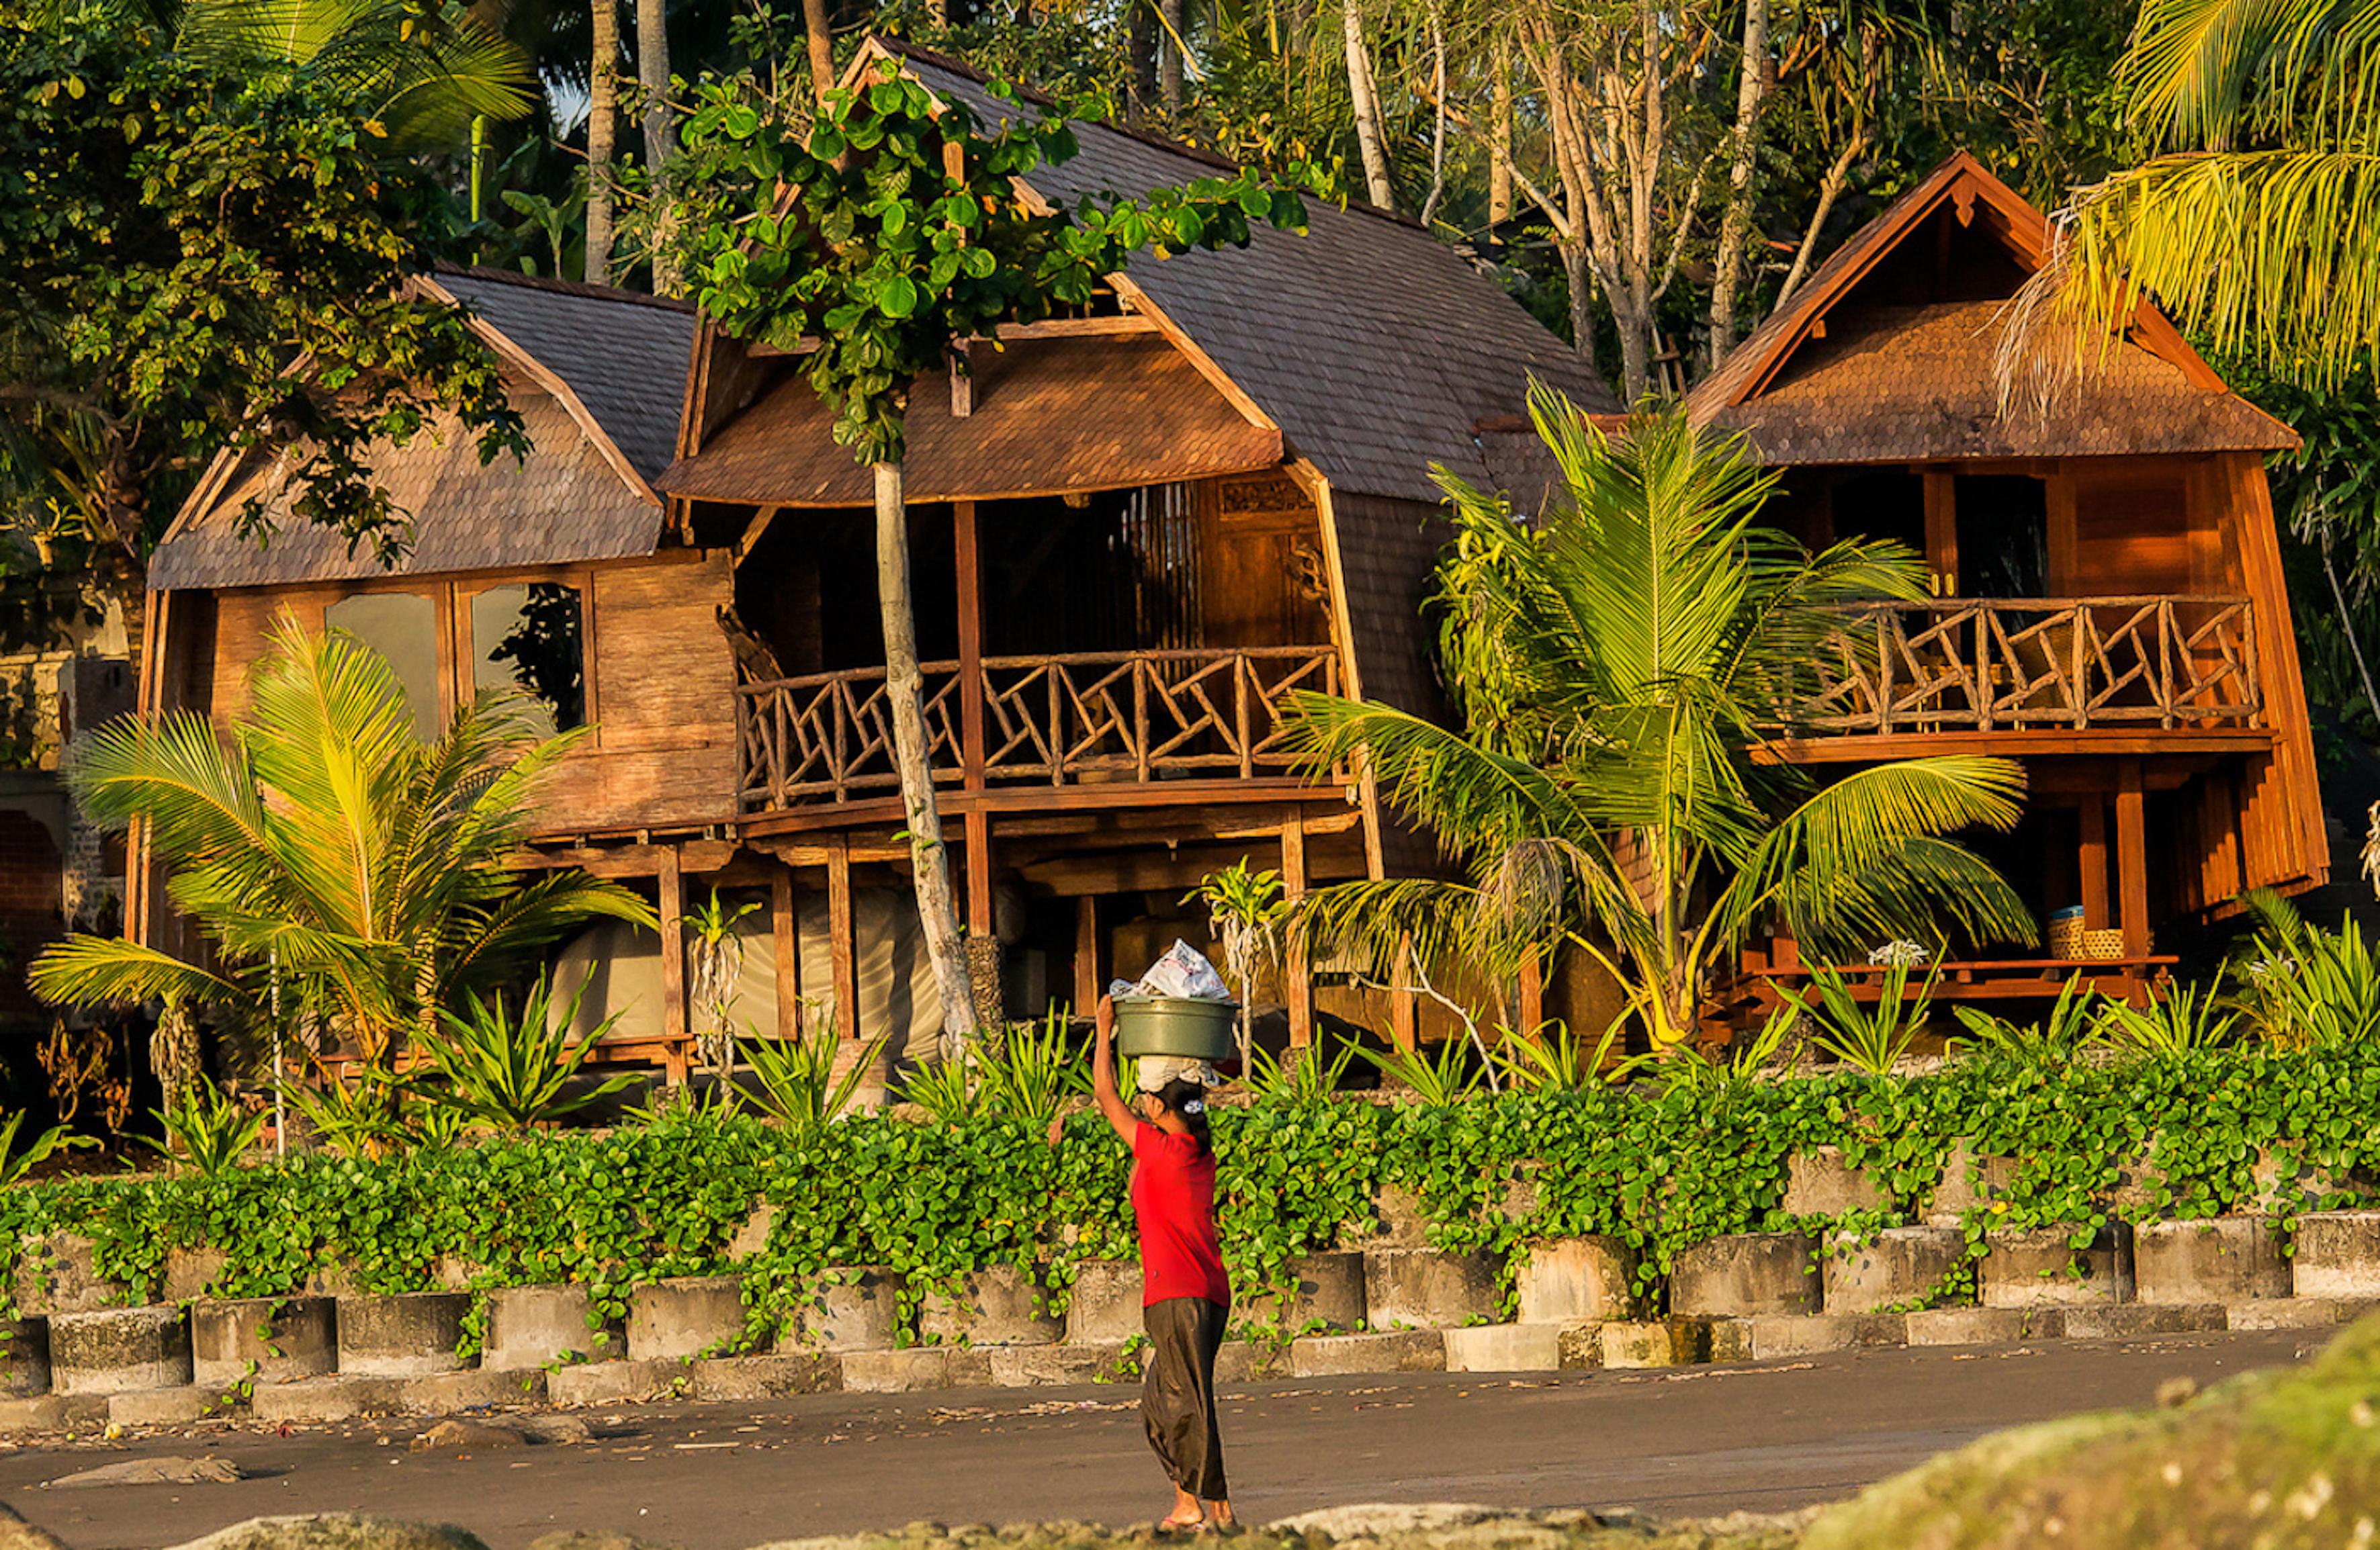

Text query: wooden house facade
(138, 42), (1612, 1073)
(1685, 153), (2326, 1011)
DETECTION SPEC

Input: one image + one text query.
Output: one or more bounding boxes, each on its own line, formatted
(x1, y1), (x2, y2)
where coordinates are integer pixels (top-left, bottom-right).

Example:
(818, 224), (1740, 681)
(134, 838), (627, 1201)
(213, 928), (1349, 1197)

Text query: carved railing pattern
(1786, 596), (2262, 736)
(736, 646), (1339, 809)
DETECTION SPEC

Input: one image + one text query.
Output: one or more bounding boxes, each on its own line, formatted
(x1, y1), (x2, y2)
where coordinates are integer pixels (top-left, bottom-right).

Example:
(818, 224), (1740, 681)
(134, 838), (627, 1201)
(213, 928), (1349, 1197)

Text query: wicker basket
(2048, 919), (2087, 959)
(2082, 927), (2127, 961)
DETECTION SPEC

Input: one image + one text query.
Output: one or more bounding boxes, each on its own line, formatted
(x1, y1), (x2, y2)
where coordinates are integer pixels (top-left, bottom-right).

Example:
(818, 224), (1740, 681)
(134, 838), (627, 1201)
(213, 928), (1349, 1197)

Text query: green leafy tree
(671, 53), (1305, 1055)
(1287, 392), (2035, 1049)
(27, 617), (654, 1083)
(0, 9), (523, 624)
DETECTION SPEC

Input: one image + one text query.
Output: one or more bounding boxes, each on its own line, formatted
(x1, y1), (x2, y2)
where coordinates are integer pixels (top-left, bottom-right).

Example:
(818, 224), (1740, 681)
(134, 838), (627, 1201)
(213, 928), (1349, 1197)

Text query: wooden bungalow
(136, 41), (1614, 1075)
(1683, 152), (2325, 1012)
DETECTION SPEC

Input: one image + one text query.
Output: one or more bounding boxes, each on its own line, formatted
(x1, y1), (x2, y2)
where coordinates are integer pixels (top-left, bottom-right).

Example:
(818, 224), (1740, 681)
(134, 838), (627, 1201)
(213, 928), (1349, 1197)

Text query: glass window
(470, 582), (585, 735)
(324, 592), (440, 740)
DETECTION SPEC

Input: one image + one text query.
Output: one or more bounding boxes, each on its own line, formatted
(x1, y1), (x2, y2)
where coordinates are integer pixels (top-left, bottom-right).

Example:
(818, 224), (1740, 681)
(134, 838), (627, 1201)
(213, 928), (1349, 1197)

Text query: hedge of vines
(9, 1044), (2380, 1342)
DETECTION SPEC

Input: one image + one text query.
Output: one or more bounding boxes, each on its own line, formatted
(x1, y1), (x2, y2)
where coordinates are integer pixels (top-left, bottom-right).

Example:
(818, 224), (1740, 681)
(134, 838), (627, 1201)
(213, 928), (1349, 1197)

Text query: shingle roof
(889, 45), (1616, 504)
(434, 269), (695, 483)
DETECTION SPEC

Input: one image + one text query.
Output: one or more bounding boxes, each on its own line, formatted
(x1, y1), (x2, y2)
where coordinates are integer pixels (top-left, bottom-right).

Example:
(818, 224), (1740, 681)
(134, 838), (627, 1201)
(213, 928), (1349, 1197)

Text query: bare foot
(1204, 1502), (1236, 1532)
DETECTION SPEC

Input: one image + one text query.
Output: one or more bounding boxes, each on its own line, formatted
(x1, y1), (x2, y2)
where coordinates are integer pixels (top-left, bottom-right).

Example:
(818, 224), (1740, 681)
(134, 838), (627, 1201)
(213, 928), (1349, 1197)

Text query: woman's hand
(1090, 995), (1135, 1142)
(1094, 995), (1115, 1048)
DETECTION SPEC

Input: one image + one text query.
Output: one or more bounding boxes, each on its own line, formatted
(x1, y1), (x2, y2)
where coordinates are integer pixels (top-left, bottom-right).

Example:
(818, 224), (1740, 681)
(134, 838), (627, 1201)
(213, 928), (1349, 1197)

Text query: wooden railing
(735, 645), (1340, 810)
(1783, 596), (2262, 737)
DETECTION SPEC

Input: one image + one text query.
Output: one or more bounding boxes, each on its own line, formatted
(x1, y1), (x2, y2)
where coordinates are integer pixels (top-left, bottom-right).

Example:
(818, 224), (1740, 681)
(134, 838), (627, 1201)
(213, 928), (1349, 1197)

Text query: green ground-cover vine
(5, 1046), (2379, 1337)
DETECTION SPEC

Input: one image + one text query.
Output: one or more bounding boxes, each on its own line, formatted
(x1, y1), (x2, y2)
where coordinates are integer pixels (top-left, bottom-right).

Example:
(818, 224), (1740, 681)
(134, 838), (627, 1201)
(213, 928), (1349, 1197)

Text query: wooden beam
(521, 839), (740, 878)
(658, 846), (688, 1068)
(2078, 799), (2109, 931)
(1074, 895), (1100, 1017)
(2117, 758), (2150, 960)
(983, 315), (1164, 340)
(1755, 730), (2273, 765)
(1282, 817), (1312, 1048)
(773, 867), (801, 1042)
(827, 834), (860, 1042)
(1923, 470), (1958, 595)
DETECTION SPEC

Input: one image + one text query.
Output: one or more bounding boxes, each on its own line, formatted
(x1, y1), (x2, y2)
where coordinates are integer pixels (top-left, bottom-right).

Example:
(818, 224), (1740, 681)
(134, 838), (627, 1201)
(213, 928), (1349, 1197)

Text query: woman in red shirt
(1092, 995), (1233, 1533)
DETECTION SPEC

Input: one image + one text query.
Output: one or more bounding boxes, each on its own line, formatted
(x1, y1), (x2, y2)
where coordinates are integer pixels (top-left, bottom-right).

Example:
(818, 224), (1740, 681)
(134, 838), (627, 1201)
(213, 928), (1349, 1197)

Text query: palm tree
(29, 614), (653, 1081)
(1286, 392), (2035, 1048)
(2011, 0), (2380, 390)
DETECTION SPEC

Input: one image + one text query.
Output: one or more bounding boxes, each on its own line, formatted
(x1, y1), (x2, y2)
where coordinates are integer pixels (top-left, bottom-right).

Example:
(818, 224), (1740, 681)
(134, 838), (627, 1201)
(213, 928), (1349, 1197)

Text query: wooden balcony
(1779, 596), (2262, 746)
(734, 645), (1341, 813)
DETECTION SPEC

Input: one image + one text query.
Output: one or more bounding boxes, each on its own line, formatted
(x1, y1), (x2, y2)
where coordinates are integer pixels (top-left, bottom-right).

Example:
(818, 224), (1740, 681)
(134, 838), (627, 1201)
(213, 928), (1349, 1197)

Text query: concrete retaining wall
(1669, 1233), (1818, 1318)
(337, 1293), (472, 1377)
(51, 1306), (191, 1395)
(1980, 1224), (2135, 1308)
(920, 1265), (1062, 1347)
(192, 1297), (337, 1386)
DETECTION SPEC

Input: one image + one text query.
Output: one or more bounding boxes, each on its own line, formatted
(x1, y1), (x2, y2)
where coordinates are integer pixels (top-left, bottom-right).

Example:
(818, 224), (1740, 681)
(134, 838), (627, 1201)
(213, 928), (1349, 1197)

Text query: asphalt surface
(0, 1328), (2328, 1550)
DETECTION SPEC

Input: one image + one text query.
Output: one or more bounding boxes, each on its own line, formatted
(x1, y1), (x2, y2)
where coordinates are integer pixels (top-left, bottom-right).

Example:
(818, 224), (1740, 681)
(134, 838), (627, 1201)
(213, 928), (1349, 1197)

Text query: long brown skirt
(1141, 1295), (1229, 1500)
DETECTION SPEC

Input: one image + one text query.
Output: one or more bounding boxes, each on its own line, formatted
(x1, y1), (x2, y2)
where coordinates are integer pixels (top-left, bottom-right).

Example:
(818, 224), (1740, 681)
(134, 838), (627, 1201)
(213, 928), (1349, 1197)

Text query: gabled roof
(150, 271), (695, 592)
(849, 42), (1618, 504)
(1686, 151), (2295, 463)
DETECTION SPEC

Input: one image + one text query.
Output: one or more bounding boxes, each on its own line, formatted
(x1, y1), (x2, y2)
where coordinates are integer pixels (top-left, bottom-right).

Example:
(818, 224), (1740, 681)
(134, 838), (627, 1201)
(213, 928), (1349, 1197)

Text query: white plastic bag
(1108, 939), (1233, 1002)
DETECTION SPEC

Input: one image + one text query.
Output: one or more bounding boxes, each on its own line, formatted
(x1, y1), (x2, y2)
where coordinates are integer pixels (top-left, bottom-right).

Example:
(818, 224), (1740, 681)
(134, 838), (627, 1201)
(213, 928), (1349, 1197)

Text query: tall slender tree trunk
(802, 0), (835, 105)
(1706, 0), (1771, 371)
(584, 0), (620, 285)
(1129, 0), (1159, 118)
(873, 460), (981, 1058)
(636, 0), (679, 293)
(1488, 44), (1514, 227)
(1159, 0), (1186, 109)
(1343, 0), (1394, 210)
(1776, 130), (1863, 305)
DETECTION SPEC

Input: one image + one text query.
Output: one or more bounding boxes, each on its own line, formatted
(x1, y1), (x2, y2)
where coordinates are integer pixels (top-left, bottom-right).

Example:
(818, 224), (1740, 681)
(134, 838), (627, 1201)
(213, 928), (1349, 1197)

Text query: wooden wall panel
(1198, 475), (1331, 649)
(2220, 451), (2329, 893)
(2068, 459), (2194, 594)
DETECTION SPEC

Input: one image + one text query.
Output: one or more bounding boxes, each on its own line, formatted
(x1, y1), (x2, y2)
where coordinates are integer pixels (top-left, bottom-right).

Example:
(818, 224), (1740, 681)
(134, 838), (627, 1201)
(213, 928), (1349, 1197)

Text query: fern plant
(421, 976), (633, 1134)
(152, 1079), (266, 1177)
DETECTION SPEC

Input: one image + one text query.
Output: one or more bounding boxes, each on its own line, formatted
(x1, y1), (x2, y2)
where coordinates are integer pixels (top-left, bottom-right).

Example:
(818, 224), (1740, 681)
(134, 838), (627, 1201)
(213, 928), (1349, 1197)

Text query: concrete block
(2060, 1303), (2224, 1340)
(1598, 1319), (1710, 1369)
(987, 1343), (1135, 1387)
(2228, 1297), (2378, 1330)
(191, 1296), (336, 1387)
(1063, 1261), (1143, 1346)
(400, 1366), (546, 1412)
(1212, 1340), (1287, 1385)
(1289, 1330), (1446, 1377)
(1905, 1306), (2064, 1346)
(161, 1245), (229, 1304)
(1733, 1313), (1906, 1361)
(791, 1267), (907, 1353)
(1239, 1252), (1367, 1333)
(1823, 1227), (1966, 1313)
(1669, 1233), (1818, 1318)
(547, 1359), (682, 1407)
(251, 1376), (402, 1424)
(12, 1233), (128, 1317)
(0, 1394), (105, 1434)
(1784, 1147), (1887, 1216)
(51, 1306), (191, 1395)
(1980, 1224), (2134, 1308)
(919, 1265), (1061, 1347)
(1442, 1323), (1562, 1373)
(107, 1386), (218, 1428)
(1515, 1238), (1633, 1324)
(2133, 1218), (2291, 1304)
(689, 1353), (840, 1400)
(2254, 1150), (2363, 1211)
(1924, 1141), (2018, 1226)
(1556, 1323), (1605, 1370)
(1363, 1248), (1504, 1329)
(485, 1285), (619, 1371)
(626, 1276), (750, 1362)
(0, 1318), (49, 1398)
(337, 1292), (472, 1377)
(1709, 1320), (1753, 1363)
(839, 1344), (989, 1392)
(2291, 1212), (2380, 1298)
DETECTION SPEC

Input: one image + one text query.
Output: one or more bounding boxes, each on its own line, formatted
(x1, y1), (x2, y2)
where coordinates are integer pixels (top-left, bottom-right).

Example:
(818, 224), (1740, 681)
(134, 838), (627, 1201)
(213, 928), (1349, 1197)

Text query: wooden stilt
(658, 846), (687, 1077)
(1389, 933), (1418, 1054)
(772, 867), (801, 1041)
(1074, 894), (1100, 1015)
(2078, 800), (2109, 932)
(966, 809), (995, 938)
(2117, 758), (2150, 964)
(1281, 815), (1312, 1048)
(1517, 949), (1544, 1038)
(827, 834), (860, 1041)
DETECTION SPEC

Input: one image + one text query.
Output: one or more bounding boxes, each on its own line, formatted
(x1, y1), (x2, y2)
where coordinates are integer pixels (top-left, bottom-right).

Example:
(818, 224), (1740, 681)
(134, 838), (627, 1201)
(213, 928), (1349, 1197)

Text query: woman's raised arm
(1092, 995), (1138, 1142)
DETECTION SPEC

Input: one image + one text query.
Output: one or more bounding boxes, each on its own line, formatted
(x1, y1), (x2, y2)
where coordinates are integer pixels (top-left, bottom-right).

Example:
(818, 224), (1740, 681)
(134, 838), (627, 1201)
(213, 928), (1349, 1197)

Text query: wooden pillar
(1517, 949), (1544, 1038)
(1281, 815), (1312, 1048)
(657, 845), (687, 1068)
(1074, 895), (1101, 1015)
(2117, 758), (2150, 960)
(955, 499), (987, 794)
(772, 867), (801, 1041)
(1923, 470), (1958, 596)
(2078, 799), (2109, 934)
(827, 834), (860, 1041)
(1389, 934), (1417, 1054)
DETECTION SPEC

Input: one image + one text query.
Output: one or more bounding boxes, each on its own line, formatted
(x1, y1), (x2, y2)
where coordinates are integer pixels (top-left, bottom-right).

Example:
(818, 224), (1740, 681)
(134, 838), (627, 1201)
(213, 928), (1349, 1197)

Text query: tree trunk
(1159, 0), (1187, 109)
(802, 0), (835, 106)
(1343, 0), (1395, 210)
(873, 460), (981, 1058)
(1420, 4), (1448, 225)
(636, 0), (678, 293)
(1706, 0), (1771, 371)
(585, 0), (619, 285)
(1488, 45), (1513, 228)
(1776, 130), (1863, 306)
(1128, 0), (1159, 118)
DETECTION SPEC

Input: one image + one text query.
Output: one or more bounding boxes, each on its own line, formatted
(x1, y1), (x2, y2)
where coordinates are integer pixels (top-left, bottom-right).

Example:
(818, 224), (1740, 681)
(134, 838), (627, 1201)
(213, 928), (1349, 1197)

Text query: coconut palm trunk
(873, 461), (981, 1059)
(585, 0), (620, 284)
(1343, 1), (1395, 209)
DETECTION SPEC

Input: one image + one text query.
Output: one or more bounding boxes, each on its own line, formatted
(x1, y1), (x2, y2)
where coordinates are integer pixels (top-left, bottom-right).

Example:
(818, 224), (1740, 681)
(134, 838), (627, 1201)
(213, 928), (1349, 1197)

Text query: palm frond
(27, 936), (244, 1010)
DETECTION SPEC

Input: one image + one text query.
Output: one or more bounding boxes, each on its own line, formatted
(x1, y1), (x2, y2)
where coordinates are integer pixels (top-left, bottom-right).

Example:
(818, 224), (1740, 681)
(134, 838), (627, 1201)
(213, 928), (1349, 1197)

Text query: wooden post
(955, 499), (986, 793)
(1281, 815), (1313, 1048)
(1389, 934), (1417, 1054)
(1074, 895), (1100, 1015)
(1923, 470), (1959, 596)
(2117, 758), (2150, 961)
(2078, 800), (2110, 934)
(827, 834), (860, 1041)
(658, 846), (687, 1072)
(1517, 949), (1544, 1038)
(772, 867), (801, 1042)
(965, 809), (995, 939)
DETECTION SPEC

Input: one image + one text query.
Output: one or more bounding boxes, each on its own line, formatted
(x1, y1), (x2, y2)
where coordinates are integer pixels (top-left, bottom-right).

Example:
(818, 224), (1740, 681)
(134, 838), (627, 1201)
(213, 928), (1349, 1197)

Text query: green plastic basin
(1112, 996), (1239, 1061)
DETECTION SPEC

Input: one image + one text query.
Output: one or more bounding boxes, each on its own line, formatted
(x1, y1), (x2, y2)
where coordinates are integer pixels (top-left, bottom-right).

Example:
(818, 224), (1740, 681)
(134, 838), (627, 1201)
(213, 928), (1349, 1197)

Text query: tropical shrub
(151, 1079), (266, 1177)
(740, 1025), (879, 1130)
(421, 978), (634, 1133)
(1799, 960), (1939, 1075)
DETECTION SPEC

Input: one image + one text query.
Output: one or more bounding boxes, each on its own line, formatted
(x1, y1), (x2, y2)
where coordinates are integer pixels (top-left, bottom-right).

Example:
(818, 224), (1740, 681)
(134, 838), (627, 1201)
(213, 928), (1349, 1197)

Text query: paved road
(0, 1329), (2328, 1550)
